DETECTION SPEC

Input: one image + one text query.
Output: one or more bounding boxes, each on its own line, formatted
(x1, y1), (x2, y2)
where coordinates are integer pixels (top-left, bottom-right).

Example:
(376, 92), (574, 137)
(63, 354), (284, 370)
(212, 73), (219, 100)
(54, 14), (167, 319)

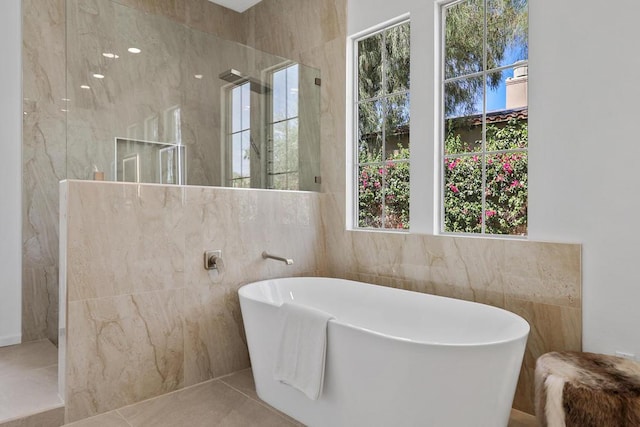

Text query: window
(441, 0), (528, 236)
(227, 82), (251, 188)
(355, 21), (410, 230)
(268, 64), (299, 190)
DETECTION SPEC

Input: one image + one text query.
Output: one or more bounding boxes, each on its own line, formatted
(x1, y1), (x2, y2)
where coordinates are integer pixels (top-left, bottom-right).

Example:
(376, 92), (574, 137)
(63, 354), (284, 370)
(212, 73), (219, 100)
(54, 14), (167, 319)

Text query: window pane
(241, 83), (250, 131)
(358, 32), (383, 100)
(287, 119), (299, 171)
(385, 23), (410, 94)
(273, 68), (287, 122)
(241, 131), (251, 177)
(358, 165), (384, 228)
(444, 0), (484, 80)
(443, 155), (483, 233)
(232, 86), (242, 133)
(287, 64), (299, 119)
(358, 99), (384, 162)
(272, 122), (287, 173)
(444, 75), (483, 120)
(486, 0), (528, 70)
(287, 172), (299, 191)
(232, 133), (242, 177)
(485, 152), (527, 235)
(486, 116), (528, 151)
(444, 116), (482, 155)
(383, 161), (410, 229)
(385, 94), (410, 160)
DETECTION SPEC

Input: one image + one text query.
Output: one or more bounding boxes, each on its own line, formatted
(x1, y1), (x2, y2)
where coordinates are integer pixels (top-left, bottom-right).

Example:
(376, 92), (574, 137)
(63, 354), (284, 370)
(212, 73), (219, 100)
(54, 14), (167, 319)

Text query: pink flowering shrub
(444, 118), (528, 235)
(358, 147), (410, 229)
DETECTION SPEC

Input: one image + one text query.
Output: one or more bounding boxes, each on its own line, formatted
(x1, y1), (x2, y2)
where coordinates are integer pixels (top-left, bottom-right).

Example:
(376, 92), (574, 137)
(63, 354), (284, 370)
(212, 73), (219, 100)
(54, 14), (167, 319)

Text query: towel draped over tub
(273, 302), (334, 400)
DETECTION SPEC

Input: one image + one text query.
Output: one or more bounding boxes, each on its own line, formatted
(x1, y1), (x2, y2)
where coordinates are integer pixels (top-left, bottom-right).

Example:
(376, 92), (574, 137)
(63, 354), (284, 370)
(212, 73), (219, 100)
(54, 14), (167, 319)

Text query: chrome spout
(262, 251), (293, 265)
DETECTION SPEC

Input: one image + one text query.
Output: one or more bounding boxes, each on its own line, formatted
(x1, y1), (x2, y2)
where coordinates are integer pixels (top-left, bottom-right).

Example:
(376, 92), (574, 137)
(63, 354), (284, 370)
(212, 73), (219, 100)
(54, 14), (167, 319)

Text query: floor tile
(117, 380), (296, 427)
(0, 340), (58, 378)
(0, 365), (62, 423)
(219, 369), (259, 401)
(63, 411), (130, 427)
(0, 406), (64, 427)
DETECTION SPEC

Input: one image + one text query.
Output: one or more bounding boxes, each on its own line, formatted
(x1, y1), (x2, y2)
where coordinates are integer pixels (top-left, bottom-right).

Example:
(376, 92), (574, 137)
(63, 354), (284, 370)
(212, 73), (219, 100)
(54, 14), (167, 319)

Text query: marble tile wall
(22, 0), (67, 345)
(246, 0), (582, 414)
(21, 0), (301, 344)
(60, 180), (325, 423)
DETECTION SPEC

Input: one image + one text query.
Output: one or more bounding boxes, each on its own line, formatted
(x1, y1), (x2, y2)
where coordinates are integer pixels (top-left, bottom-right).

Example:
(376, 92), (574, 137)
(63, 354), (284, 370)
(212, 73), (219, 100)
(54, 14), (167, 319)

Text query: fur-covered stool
(535, 351), (640, 426)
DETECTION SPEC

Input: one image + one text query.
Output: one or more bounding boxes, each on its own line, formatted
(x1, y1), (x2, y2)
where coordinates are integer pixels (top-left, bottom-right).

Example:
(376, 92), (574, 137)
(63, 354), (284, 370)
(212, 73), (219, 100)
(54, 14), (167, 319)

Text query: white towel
(273, 302), (334, 400)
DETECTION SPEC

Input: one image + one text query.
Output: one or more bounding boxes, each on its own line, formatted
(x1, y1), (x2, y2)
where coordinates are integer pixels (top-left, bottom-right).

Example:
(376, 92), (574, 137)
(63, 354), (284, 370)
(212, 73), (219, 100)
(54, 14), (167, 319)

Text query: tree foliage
(444, 0), (528, 116)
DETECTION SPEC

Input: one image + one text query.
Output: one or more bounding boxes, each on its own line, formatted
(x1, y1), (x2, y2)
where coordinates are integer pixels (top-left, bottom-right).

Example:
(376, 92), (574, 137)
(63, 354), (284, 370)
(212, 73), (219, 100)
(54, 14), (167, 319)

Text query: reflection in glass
(444, 0), (484, 79)
(268, 64), (300, 190)
(358, 32), (383, 100)
(229, 82), (251, 187)
(485, 152), (528, 235)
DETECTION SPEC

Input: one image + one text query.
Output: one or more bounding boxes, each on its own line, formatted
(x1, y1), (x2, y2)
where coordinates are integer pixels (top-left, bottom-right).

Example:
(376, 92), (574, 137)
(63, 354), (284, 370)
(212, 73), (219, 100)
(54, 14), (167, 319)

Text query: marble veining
(61, 181), (325, 422)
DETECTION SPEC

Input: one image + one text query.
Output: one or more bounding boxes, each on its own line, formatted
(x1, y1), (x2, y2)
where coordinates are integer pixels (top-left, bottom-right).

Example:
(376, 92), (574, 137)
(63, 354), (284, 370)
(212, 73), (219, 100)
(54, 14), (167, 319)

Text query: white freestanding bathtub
(239, 277), (529, 427)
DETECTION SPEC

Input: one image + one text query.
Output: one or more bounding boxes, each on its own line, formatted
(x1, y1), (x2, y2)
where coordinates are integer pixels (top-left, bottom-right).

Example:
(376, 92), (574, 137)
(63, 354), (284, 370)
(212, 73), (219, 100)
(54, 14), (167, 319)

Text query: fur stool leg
(535, 351), (640, 427)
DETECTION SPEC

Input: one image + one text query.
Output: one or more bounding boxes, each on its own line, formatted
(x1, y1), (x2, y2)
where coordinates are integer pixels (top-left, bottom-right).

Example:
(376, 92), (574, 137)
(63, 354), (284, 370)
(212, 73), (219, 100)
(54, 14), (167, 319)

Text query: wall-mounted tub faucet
(262, 251), (293, 265)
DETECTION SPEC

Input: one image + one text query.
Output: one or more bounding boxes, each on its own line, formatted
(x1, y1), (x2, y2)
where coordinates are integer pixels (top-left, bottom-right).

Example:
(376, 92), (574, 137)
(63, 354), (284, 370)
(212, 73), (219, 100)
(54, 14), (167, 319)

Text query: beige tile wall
(60, 180), (325, 422)
(41, 0), (580, 421)
(246, 0), (582, 414)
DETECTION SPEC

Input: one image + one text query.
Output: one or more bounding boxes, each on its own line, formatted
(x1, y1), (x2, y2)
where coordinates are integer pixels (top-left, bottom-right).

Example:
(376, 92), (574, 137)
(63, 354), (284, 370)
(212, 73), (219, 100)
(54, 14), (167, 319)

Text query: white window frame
(266, 63), (300, 191)
(348, 17), (411, 231)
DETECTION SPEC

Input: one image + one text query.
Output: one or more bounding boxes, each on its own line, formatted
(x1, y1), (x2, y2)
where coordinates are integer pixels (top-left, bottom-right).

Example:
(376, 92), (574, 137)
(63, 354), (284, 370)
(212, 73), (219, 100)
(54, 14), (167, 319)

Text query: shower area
(2, 0), (321, 424)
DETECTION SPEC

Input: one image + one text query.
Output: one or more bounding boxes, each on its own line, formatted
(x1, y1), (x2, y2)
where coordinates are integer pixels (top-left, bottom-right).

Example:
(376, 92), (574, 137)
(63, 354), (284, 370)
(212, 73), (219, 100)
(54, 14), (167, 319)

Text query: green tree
(444, 0), (528, 116)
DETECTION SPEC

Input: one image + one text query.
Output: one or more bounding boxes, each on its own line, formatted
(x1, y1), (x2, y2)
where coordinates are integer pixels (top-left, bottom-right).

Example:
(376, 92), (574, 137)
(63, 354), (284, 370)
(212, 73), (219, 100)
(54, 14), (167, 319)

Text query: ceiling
(207, 0), (263, 13)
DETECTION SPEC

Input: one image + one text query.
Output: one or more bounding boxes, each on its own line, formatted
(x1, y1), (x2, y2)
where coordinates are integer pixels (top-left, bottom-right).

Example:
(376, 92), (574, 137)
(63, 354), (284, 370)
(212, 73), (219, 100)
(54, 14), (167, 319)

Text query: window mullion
(480, 0), (488, 235)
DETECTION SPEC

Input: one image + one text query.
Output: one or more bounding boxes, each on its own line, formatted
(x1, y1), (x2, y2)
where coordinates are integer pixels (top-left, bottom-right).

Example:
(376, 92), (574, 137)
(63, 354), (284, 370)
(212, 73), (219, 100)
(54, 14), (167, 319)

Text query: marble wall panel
(23, 0), (273, 347)
(22, 0), (67, 344)
(249, 0), (582, 415)
(61, 180), (325, 422)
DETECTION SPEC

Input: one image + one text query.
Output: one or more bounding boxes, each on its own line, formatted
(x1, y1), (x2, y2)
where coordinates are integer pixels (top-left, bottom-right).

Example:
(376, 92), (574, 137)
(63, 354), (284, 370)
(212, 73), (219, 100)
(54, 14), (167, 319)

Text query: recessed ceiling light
(194, 74), (203, 79)
(102, 52), (119, 59)
(62, 98), (70, 101)
(128, 47), (141, 54)
(93, 73), (105, 79)
(80, 85), (91, 90)
(61, 109), (69, 112)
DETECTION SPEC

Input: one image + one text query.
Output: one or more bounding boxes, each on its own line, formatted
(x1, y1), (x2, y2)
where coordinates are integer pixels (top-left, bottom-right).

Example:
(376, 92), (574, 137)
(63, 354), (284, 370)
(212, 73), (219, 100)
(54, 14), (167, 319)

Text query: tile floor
(63, 369), (537, 427)
(0, 340), (63, 424)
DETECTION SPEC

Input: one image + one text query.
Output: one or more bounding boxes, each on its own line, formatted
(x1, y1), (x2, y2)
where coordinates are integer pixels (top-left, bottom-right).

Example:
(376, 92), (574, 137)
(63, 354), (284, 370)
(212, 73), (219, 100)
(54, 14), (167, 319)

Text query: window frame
(225, 81), (252, 188)
(438, 0), (528, 238)
(266, 62), (300, 191)
(351, 18), (411, 231)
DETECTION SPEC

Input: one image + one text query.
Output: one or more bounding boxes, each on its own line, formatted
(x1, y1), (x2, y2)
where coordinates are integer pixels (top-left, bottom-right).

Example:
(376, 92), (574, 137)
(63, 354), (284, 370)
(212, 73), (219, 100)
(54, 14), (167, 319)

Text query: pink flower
(486, 210), (497, 218)
(374, 181), (381, 189)
(496, 174), (504, 182)
(503, 163), (513, 174)
(450, 185), (459, 193)
(472, 155), (479, 162)
(510, 180), (520, 188)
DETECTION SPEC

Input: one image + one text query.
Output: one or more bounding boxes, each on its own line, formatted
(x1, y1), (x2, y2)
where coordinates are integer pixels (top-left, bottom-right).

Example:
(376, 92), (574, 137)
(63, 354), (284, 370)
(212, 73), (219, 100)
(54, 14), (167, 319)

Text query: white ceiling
(207, 0), (263, 13)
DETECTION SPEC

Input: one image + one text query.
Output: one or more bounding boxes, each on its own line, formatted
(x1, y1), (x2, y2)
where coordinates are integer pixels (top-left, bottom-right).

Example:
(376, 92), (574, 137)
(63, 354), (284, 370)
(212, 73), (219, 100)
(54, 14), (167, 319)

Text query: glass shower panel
(66, 0), (321, 191)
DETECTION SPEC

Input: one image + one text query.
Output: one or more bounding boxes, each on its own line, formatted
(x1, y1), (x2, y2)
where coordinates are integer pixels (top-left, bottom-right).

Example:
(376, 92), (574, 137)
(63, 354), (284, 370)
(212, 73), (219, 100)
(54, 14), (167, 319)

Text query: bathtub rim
(239, 276), (530, 348)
